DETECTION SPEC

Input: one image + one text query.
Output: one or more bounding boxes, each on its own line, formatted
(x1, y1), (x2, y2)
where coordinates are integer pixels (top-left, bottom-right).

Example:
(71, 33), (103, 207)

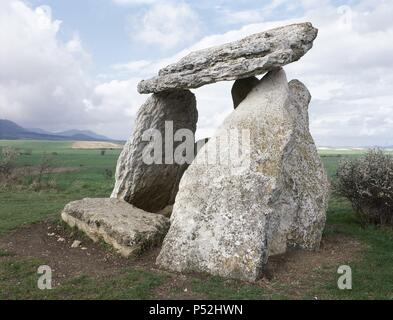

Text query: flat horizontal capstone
(137, 22), (318, 94)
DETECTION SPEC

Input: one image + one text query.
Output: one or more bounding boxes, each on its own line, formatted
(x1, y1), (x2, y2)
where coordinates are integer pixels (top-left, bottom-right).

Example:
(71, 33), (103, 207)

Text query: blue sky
(1, 0), (392, 146)
(25, 0), (306, 73)
(28, 0), (137, 72)
(24, 0), (357, 69)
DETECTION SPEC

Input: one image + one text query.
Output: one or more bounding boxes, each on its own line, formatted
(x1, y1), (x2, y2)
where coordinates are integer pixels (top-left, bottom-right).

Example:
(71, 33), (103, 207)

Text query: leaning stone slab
(265, 78), (330, 256)
(138, 23), (317, 94)
(111, 89), (198, 213)
(156, 69), (329, 282)
(61, 198), (170, 257)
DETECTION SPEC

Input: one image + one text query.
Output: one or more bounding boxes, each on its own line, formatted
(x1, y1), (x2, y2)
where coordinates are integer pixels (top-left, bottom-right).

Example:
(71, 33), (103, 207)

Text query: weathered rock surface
(231, 77), (260, 108)
(279, 79), (330, 252)
(194, 138), (210, 156)
(111, 89), (198, 212)
(138, 23), (317, 94)
(61, 198), (170, 257)
(156, 69), (329, 281)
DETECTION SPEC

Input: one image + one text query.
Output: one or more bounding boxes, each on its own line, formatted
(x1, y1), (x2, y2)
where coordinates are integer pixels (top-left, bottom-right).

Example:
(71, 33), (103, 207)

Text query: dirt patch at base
(259, 234), (364, 298)
(0, 220), (146, 286)
(71, 141), (123, 149)
(0, 220), (364, 298)
(151, 234), (364, 299)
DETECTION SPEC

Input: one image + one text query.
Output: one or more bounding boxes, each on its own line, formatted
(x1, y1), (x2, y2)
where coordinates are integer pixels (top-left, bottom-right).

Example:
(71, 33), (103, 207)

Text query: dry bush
(104, 168), (113, 179)
(30, 153), (57, 191)
(335, 149), (393, 227)
(0, 148), (57, 191)
(0, 147), (20, 186)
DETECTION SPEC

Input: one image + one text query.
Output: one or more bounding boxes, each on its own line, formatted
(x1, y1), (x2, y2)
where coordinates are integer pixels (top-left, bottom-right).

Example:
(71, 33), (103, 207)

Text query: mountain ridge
(0, 119), (115, 141)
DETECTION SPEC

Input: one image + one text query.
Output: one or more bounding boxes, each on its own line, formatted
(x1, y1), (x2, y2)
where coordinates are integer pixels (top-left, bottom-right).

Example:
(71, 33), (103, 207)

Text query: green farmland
(0, 140), (392, 300)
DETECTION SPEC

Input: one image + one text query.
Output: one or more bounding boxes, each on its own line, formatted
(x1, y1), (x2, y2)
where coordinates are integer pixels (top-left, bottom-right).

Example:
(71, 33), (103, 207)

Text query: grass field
(0, 140), (119, 235)
(0, 140), (392, 300)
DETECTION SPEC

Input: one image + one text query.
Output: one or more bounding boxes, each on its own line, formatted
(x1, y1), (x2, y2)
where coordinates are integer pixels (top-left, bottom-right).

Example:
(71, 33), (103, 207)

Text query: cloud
(128, 1), (201, 50)
(112, 0), (158, 5)
(112, 60), (152, 75)
(0, 1), (89, 126)
(2, 0), (393, 146)
(220, 10), (266, 25)
(123, 0), (393, 146)
(283, 0), (393, 146)
(0, 0), (139, 140)
(218, 0), (297, 25)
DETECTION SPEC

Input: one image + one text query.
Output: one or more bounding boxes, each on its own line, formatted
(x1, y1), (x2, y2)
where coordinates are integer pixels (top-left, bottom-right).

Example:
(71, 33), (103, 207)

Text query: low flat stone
(61, 198), (170, 257)
(138, 23), (317, 94)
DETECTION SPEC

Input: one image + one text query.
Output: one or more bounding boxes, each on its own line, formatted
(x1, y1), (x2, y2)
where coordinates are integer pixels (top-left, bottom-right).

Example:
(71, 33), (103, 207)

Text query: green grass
(0, 259), (167, 300)
(317, 198), (393, 299)
(0, 140), (119, 235)
(0, 249), (13, 257)
(1, 140), (393, 299)
(188, 277), (271, 300)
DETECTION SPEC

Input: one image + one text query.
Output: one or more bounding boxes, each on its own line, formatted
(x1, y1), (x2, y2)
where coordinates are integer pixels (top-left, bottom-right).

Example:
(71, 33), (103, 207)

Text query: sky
(0, 0), (392, 146)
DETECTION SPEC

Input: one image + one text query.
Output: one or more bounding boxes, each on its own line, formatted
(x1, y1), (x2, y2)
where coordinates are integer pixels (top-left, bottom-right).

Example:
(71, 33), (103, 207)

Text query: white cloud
(283, 0), (393, 146)
(112, 60), (152, 75)
(0, 0), (139, 140)
(126, 0), (393, 146)
(0, 1), (88, 126)
(218, 0), (295, 25)
(112, 0), (157, 5)
(129, 1), (201, 50)
(90, 79), (144, 120)
(221, 9), (265, 25)
(2, 0), (393, 146)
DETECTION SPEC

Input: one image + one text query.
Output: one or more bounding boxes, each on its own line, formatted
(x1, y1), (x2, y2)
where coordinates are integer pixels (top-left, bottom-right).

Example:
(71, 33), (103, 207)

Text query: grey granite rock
(280, 79), (330, 252)
(111, 89), (198, 212)
(138, 23), (317, 94)
(156, 69), (329, 281)
(61, 198), (170, 257)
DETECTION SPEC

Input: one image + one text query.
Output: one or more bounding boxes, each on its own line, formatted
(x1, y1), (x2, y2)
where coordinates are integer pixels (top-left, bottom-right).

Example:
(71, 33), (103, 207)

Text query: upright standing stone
(111, 89), (198, 213)
(280, 79), (330, 251)
(156, 69), (329, 281)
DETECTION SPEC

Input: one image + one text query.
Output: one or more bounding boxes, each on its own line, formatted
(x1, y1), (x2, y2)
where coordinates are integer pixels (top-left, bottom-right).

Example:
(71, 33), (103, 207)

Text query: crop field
(0, 140), (392, 300)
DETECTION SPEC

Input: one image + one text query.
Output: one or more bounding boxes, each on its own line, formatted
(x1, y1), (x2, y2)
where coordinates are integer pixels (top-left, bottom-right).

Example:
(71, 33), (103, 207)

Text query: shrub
(104, 168), (113, 179)
(0, 149), (57, 191)
(0, 147), (20, 185)
(34, 153), (55, 184)
(335, 149), (393, 227)
(30, 153), (57, 190)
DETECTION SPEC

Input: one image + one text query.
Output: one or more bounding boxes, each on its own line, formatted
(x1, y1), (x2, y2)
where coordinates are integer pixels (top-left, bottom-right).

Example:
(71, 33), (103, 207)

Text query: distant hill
(54, 129), (110, 141)
(0, 119), (114, 141)
(318, 146), (393, 150)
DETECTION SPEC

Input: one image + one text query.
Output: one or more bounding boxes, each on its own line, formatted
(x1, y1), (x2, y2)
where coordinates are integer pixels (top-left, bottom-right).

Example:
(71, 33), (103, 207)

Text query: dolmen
(61, 22), (330, 281)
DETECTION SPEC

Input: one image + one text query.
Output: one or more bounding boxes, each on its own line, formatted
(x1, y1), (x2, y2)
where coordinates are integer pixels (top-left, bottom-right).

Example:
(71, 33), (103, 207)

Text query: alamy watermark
(337, 265), (352, 290)
(337, 5), (353, 30)
(37, 265), (52, 290)
(141, 121), (251, 173)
